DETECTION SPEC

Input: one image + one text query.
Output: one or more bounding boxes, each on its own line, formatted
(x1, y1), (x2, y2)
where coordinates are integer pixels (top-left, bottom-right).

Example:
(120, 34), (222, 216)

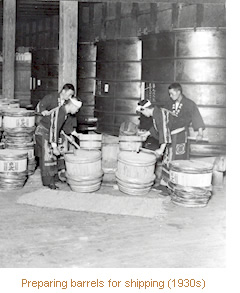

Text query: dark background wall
(2, 2), (225, 49)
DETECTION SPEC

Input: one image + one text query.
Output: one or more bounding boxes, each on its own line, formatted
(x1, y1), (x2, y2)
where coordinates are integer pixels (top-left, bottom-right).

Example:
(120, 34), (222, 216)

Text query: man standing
(161, 82), (205, 184)
(35, 83), (75, 117)
(35, 97), (82, 189)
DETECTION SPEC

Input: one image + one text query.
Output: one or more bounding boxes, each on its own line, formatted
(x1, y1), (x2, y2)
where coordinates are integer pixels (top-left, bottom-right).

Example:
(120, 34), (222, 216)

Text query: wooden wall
(16, 15), (59, 49)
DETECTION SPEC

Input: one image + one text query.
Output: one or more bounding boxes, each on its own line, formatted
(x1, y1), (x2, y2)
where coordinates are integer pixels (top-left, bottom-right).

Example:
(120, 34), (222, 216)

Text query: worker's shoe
(151, 184), (169, 195)
(48, 183), (59, 190)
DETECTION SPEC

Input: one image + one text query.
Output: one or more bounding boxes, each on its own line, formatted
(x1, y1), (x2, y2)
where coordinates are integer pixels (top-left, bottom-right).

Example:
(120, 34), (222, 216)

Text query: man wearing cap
(35, 97), (82, 189)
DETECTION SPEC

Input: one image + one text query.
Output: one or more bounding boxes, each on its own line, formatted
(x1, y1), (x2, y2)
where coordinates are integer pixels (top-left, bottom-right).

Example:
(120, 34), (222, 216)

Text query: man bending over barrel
(35, 97), (82, 189)
(35, 83), (78, 181)
(137, 83), (205, 191)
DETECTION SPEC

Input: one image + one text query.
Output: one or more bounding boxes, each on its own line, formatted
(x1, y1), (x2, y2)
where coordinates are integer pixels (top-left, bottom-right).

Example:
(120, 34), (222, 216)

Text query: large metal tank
(141, 29), (226, 157)
(95, 38), (142, 135)
(31, 49), (59, 107)
(76, 42), (96, 124)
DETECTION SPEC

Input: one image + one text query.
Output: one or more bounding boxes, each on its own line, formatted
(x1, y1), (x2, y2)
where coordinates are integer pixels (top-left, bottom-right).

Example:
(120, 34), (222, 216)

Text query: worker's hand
(139, 130), (150, 141)
(58, 144), (65, 155)
(155, 149), (164, 158)
(52, 146), (60, 156)
(41, 110), (51, 116)
(71, 130), (79, 137)
(196, 133), (203, 142)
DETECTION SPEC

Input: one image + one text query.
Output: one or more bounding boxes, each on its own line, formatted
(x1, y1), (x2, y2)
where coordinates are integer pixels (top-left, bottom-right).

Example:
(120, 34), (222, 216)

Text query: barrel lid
(0, 149), (28, 159)
(170, 160), (213, 173)
(3, 108), (35, 116)
(118, 151), (156, 165)
(66, 149), (101, 162)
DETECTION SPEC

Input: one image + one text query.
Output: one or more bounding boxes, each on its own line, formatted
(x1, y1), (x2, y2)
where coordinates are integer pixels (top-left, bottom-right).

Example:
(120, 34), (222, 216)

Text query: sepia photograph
(0, 0), (226, 275)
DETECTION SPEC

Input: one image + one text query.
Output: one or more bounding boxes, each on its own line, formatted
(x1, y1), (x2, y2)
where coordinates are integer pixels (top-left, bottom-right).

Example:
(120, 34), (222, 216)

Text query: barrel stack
(0, 149), (28, 190)
(0, 99), (20, 140)
(168, 160), (213, 207)
(2, 108), (36, 176)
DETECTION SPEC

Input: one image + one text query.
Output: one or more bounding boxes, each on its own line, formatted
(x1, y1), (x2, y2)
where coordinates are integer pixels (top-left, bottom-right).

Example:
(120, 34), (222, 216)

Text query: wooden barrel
(2, 108), (35, 134)
(4, 132), (34, 143)
(78, 133), (102, 150)
(5, 142), (36, 175)
(64, 149), (103, 193)
(101, 134), (120, 183)
(169, 160), (213, 207)
(0, 99), (20, 108)
(0, 149), (28, 190)
(119, 135), (143, 151)
(116, 151), (156, 195)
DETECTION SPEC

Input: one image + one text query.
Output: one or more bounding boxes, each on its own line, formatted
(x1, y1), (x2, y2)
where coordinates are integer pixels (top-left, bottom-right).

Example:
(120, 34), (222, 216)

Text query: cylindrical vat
(169, 160), (213, 207)
(95, 38), (142, 136)
(78, 133), (102, 150)
(77, 42), (97, 124)
(101, 134), (120, 183)
(65, 149), (103, 192)
(31, 49), (59, 107)
(116, 151), (156, 196)
(119, 135), (143, 151)
(0, 149), (28, 190)
(2, 108), (35, 133)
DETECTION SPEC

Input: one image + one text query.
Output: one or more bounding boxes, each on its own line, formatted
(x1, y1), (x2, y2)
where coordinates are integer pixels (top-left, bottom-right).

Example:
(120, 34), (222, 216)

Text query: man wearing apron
(35, 97), (82, 189)
(161, 82), (205, 185)
(35, 83), (77, 181)
(136, 100), (174, 192)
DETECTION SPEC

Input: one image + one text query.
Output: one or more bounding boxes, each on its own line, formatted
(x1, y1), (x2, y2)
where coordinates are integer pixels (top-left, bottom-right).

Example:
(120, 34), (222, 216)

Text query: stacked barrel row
(0, 106), (36, 190)
(64, 133), (157, 196)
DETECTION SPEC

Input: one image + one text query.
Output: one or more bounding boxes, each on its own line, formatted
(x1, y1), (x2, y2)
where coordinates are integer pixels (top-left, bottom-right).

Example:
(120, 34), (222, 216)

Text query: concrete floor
(0, 168), (225, 268)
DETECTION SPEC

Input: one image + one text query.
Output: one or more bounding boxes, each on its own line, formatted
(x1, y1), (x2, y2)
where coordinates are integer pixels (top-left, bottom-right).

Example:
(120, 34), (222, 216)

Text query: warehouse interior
(0, 0), (225, 268)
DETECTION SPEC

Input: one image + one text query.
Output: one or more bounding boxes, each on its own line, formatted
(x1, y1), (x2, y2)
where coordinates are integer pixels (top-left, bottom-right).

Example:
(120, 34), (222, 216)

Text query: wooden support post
(2, 0), (16, 100)
(59, 1), (78, 92)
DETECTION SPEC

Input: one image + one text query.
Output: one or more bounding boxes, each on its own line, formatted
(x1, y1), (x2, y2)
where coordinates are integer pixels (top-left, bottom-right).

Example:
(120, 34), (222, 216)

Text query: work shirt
(36, 92), (77, 135)
(164, 95), (205, 132)
(149, 107), (172, 144)
(39, 106), (72, 145)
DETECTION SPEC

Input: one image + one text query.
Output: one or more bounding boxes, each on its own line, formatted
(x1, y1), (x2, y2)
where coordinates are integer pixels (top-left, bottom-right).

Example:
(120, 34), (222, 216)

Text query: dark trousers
(35, 133), (58, 186)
